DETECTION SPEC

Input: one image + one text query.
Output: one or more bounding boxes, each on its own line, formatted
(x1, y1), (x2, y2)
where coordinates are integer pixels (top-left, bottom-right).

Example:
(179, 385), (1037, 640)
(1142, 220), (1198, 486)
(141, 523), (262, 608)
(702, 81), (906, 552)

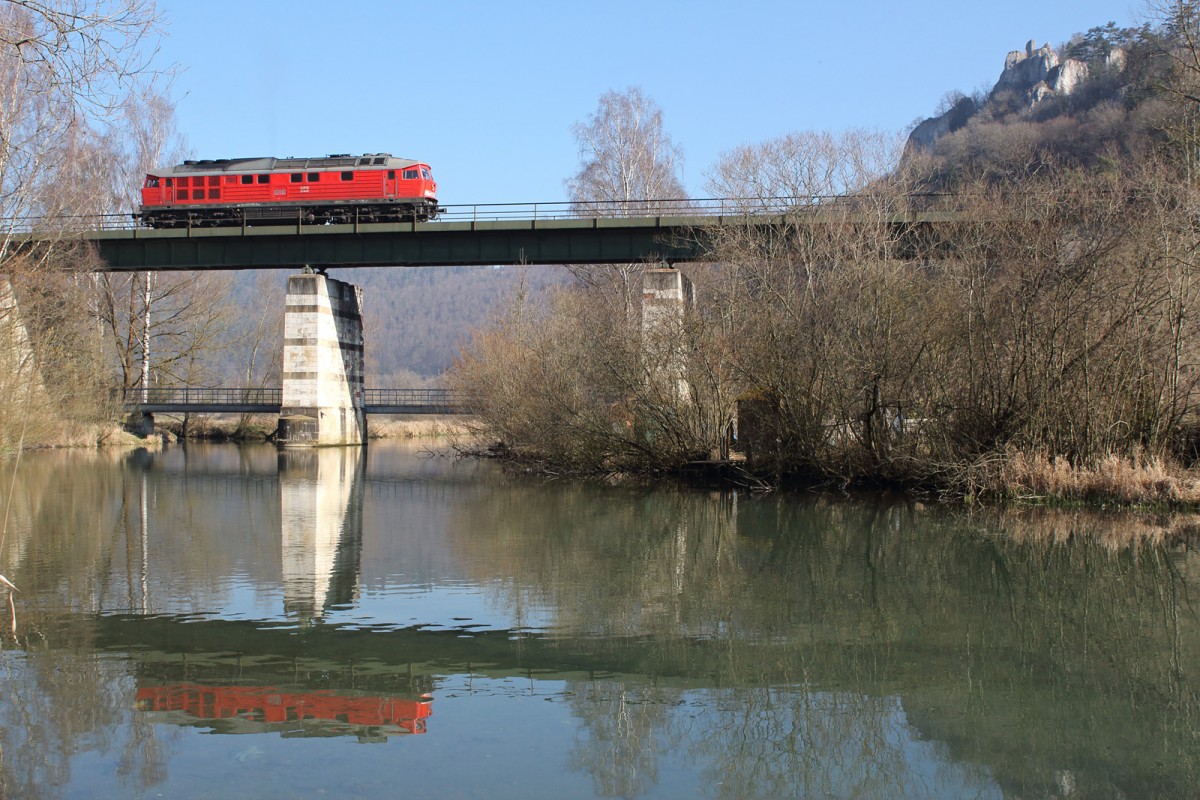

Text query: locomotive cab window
(402, 169), (418, 180)
(144, 177), (159, 188)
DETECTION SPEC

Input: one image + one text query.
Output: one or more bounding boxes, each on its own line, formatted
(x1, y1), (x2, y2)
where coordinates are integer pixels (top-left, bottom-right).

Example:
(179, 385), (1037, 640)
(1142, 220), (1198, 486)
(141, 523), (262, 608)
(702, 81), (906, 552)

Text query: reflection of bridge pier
(279, 447), (365, 619)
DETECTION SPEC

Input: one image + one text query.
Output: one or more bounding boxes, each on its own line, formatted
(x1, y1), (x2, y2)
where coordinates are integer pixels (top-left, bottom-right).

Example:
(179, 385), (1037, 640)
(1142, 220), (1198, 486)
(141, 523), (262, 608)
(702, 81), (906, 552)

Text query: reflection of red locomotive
(136, 153), (439, 228)
(136, 683), (432, 738)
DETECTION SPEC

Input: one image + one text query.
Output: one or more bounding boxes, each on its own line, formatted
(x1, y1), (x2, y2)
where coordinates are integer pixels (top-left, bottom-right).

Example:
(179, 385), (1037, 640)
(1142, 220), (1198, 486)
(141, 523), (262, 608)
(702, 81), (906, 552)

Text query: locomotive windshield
(421, 167), (431, 180)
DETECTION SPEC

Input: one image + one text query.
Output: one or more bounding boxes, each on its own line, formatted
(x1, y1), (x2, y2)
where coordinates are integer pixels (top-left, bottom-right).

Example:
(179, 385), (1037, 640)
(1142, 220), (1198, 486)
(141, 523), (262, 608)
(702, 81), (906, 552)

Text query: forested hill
(233, 266), (565, 384)
(348, 265), (564, 383)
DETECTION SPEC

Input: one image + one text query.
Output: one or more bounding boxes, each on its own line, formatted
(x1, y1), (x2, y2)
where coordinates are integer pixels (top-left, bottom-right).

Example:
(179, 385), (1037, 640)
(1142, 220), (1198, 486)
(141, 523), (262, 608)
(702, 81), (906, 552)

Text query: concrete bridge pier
(0, 276), (46, 405)
(641, 267), (694, 401)
(276, 272), (366, 447)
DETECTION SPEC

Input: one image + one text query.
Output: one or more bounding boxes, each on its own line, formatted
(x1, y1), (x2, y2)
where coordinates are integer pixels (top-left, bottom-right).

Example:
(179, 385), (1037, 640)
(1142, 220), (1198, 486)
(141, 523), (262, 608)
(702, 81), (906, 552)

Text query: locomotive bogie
(135, 153), (439, 229)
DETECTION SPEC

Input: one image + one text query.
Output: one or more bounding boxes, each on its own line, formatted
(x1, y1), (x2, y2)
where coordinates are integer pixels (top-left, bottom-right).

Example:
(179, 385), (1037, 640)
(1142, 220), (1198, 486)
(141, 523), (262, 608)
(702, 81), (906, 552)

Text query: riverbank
(151, 413), (472, 443)
(467, 437), (1200, 511)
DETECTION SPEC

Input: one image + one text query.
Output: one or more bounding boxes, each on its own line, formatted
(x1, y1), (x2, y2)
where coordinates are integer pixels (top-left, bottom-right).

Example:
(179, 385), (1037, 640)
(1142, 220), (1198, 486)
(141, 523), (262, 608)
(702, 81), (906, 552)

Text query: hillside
(905, 22), (1173, 182)
(346, 265), (565, 383)
(228, 265), (565, 386)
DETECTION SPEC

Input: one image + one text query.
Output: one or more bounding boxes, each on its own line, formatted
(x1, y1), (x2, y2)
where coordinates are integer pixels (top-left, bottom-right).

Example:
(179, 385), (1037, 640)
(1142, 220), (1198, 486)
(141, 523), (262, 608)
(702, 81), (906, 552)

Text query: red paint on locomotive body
(136, 152), (439, 227)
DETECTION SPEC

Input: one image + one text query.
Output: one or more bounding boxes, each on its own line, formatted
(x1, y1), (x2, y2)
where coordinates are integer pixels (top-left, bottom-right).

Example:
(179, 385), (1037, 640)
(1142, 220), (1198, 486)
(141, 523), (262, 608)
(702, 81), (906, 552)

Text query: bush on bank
(452, 164), (1200, 505)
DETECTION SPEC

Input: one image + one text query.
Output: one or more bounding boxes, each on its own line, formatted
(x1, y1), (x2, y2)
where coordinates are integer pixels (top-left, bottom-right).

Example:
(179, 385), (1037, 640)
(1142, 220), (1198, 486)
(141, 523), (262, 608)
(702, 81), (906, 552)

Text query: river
(0, 442), (1196, 799)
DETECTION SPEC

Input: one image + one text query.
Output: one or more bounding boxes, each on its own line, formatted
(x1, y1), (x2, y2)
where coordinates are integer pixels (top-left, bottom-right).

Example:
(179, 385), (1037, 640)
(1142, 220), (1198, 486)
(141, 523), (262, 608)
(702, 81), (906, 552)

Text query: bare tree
(567, 87), (687, 214)
(0, 0), (164, 447)
(566, 87), (688, 319)
(706, 129), (904, 210)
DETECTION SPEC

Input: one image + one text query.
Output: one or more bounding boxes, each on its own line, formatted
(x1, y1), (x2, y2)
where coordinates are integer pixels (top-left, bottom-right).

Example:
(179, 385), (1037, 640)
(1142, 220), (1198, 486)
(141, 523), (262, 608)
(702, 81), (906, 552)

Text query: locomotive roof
(151, 153), (423, 176)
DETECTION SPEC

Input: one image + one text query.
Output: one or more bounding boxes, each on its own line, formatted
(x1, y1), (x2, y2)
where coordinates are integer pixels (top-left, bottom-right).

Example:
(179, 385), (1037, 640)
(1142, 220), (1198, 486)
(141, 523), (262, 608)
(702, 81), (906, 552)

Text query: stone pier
(277, 272), (366, 446)
(641, 267), (694, 400)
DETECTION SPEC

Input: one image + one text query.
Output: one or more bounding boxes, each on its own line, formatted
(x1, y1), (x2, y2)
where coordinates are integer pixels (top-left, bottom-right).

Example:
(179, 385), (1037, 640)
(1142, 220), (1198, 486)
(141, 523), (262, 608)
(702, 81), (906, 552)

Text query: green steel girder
(78, 216), (726, 271)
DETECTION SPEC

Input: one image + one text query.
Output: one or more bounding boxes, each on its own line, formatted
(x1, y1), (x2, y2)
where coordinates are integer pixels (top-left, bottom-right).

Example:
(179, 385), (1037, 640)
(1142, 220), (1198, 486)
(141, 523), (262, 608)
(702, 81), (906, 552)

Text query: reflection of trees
(2, 447), (1199, 797)
(448, 487), (1200, 798)
(0, 446), (285, 798)
(0, 446), (284, 621)
(566, 680), (680, 799)
(692, 689), (999, 800)
(0, 646), (171, 800)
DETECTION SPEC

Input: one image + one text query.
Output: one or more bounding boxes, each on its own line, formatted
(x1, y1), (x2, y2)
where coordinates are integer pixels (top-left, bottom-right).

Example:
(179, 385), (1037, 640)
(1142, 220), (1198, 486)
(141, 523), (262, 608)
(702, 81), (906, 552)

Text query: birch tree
(566, 88), (688, 318)
(0, 0), (162, 446)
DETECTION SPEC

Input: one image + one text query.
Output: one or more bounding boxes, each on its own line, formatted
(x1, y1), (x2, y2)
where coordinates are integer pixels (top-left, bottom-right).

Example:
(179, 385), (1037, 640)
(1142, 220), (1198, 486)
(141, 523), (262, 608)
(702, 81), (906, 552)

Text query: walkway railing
(121, 387), (466, 415)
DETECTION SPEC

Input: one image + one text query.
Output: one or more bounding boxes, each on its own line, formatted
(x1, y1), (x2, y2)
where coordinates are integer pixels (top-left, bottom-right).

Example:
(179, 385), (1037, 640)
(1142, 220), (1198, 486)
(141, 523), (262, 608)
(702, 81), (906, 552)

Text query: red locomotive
(136, 152), (439, 228)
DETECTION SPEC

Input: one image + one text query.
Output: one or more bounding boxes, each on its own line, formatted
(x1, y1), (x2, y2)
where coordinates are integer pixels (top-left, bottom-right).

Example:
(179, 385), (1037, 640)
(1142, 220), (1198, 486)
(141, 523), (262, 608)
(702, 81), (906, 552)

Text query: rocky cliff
(908, 38), (1124, 154)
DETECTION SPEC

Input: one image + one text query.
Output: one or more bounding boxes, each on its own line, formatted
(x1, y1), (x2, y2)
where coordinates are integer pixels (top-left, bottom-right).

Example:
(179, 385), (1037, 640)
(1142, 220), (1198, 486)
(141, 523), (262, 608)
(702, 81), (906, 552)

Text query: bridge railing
(123, 387), (284, 406)
(121, 386), (467, 411)
(363, 388), (465, 408)
(3, 194), (967, 233)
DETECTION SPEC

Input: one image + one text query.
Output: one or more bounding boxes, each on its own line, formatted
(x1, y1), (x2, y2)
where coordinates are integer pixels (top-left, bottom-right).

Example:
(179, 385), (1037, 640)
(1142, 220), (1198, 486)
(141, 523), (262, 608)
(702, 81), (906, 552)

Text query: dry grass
(3, 423), (153, 453)
(982, 449), (1200, 507)
(368, 416), (474, 440)
(971, 504), (1200, 550)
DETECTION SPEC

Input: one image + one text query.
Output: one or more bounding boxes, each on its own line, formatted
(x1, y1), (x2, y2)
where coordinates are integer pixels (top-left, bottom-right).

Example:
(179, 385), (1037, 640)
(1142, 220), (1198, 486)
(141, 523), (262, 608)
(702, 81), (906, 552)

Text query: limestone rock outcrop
(907, 38), (1121, 153)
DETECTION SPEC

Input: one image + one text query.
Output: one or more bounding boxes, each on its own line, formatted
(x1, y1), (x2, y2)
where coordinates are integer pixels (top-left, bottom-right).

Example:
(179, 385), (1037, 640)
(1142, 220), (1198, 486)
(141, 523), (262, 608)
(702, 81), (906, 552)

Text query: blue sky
(153, 0), (1141, 205)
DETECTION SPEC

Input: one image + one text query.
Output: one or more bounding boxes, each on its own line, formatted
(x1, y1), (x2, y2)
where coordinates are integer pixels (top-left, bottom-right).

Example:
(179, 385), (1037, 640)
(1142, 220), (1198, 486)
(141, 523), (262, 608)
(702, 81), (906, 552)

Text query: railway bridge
(15, 198), (958, 446)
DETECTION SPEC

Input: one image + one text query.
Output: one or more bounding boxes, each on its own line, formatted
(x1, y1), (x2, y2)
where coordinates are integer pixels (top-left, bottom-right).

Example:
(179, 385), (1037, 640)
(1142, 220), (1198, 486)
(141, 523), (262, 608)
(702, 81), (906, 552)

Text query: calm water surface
(0, 442), (1197, 799)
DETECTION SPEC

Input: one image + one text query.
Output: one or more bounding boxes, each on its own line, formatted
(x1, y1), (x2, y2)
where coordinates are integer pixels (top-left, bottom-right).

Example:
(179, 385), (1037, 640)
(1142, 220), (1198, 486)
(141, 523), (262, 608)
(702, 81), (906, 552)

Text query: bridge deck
(82, 215), (722, 271)
(13, 197), (964, 272)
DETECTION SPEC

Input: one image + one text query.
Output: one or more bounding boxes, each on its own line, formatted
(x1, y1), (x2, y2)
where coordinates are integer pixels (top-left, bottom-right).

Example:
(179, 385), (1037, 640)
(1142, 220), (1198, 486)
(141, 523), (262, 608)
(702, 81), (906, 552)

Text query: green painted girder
(80, 215), (728, 271)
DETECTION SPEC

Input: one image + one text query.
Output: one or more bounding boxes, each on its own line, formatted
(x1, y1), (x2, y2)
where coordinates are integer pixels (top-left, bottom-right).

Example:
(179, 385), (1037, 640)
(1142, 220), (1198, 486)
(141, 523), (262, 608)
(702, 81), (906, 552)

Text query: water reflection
(0, 445), (1196, 798)
(278, 447), (364, 619)
(135, 684), (430, 741)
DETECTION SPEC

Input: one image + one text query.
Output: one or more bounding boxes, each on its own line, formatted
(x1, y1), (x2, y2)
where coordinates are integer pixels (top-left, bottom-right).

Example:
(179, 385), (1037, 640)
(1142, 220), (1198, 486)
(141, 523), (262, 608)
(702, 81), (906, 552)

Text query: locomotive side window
(241, 175), (253, 185)
(307, 173), (319, 182)
(341, 171), (353, 181)
(402, 169), (418, 180)
(290, 173), (303, 183)
(257, 174), (270, 184)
